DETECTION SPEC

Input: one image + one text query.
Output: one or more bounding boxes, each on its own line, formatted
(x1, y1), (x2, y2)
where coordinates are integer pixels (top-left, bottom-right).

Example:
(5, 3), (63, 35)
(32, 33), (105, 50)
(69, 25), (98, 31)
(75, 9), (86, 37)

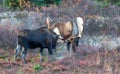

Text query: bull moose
(14, 27), (58, 64)
(46, 17), (84, 55)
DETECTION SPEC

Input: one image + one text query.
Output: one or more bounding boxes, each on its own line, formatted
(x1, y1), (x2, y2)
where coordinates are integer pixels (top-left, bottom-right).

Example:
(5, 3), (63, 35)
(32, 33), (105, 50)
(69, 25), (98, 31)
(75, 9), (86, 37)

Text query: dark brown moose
(14, 27), (58, 64)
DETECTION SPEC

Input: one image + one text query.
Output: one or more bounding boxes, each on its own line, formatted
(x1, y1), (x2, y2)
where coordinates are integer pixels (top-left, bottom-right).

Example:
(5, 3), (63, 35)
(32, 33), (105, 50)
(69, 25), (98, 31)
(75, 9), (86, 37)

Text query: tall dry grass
(0, 24), (18, 49)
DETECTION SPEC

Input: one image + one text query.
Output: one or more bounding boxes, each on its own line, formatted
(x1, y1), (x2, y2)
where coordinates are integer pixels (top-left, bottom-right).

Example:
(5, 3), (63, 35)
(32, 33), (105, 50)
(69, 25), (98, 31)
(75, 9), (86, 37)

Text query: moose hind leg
(21, 47), (28, 64)
(14, 45), (21, 60)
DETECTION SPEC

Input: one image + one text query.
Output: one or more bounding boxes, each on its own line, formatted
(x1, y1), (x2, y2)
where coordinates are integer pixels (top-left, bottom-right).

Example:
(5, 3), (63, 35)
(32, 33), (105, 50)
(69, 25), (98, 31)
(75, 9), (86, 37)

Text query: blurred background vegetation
(2, 0), (62, 9)
(94, 0), (120, 8)
(1, 0), (120, 10)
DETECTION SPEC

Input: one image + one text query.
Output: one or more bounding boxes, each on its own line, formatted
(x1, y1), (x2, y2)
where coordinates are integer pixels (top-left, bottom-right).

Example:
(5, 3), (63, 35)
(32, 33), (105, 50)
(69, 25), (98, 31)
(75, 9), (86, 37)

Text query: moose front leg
(75, 37), (80, 47)
(66, 40), (71, 56)
(48, 46), (56, 62)
(39, 48), (44, 62)
(14, 44), (21, 60)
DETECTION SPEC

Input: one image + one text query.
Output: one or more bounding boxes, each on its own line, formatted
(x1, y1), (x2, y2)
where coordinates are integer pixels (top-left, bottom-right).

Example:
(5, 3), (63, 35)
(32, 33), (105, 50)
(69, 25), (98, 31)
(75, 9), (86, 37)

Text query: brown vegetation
(0, 46), (120, 74)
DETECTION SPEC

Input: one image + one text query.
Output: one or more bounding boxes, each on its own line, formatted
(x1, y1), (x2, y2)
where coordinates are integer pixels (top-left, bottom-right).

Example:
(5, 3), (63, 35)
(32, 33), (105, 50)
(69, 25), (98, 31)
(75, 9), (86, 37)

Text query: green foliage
(110, 0), (120, 6)
(40, 52), (48, 62)
(42, 54), (48, 62)
(18, 71), (24, 74)
(33, 64), (43, 71)
(114, 0), (120, 6)
(44, 0), (61, 5)
(94, 0), (110, 8)
(2, 0), (62, 10)
(30, 0), (62, 7)
(30, 58), (35, 63)
(94, 0), (120, 8)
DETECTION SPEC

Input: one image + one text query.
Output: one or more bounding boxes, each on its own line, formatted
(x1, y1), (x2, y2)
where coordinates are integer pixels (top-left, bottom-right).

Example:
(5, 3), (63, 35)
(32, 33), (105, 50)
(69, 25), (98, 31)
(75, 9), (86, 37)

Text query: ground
(0, 47), (120, 74)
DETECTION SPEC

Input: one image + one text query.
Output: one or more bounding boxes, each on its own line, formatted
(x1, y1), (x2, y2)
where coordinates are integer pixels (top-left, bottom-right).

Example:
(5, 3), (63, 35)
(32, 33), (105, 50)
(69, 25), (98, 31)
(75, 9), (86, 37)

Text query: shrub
(33, 64), (43, 71)
(0, 24), (17, 49)
(18, 71), (24, 74)
(94, 0), (120, 8)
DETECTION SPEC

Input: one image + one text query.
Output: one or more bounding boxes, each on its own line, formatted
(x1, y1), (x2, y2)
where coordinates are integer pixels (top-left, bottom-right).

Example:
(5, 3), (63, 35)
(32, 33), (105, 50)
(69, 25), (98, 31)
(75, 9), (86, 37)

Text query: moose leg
(21, 47), (28, 64)
(71, 37), (80, 53)
(53, 48), (57, 56)
(72, 42), (76, 53)
(39, 48), (44, 62)
(75, 37), (80, 47)
(66, 40), (71, 56)
(14, 44), (21, 60)
(48, 46), (55, 62)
